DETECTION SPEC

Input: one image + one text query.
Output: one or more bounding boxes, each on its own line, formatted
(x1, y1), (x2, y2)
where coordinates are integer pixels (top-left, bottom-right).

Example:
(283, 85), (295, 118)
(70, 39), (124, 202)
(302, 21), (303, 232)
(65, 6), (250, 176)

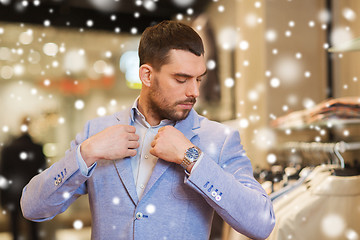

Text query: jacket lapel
(113, 158), (139, 205)
(174, 109), (200, 140)
(113, 108), (139, 204)
(141, 109), (200, 199)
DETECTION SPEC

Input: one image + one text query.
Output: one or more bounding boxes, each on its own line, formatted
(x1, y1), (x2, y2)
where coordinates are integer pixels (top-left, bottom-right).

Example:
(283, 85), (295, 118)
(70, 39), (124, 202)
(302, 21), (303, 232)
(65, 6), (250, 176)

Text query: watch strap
(180, 157), (192, 169)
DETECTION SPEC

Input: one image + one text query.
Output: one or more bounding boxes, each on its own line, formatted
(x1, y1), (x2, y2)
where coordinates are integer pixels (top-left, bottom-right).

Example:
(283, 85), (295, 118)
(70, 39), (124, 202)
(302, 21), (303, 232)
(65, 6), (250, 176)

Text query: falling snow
(0, 2), (359, 239)
(75, 100), (85, 110)
(146, 204), (156, 214)
(321, 214), (346, 238)
(73, 220), (84, 230)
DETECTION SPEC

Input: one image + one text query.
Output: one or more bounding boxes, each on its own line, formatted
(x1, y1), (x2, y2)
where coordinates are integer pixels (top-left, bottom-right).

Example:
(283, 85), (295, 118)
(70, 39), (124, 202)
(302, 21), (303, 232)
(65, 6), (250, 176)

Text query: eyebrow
(173, 70), (208, 79)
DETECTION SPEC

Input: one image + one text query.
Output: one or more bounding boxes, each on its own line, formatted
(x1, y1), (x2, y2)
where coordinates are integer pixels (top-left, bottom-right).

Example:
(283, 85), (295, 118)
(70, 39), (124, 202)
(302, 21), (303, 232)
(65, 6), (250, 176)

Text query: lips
(177, 99), (196, 109)
(178, 103), (194, 109)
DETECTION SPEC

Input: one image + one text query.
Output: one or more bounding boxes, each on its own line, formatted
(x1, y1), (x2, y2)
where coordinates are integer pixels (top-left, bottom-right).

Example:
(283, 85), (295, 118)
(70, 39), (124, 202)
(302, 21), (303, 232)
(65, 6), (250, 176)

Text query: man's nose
(185, 80), (200, 98)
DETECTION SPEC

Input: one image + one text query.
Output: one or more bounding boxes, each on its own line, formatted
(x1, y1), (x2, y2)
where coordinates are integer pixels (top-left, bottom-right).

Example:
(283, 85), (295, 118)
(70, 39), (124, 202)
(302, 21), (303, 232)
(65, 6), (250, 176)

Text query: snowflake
(43, 43), (58, 56)
(218, 5), (225, 13)
(73, 220), (84, 230)
(239, 118), (249, 129)
(218, 27), (239, 50)
(43, 20), (51, 27)
(342, 8), (356, 22)
(112, 197), (120, 205)
(97, 107), (107, 116)
(74, 100), (85, 110)
(345, 229), (359, 240)
(308, 21), (315, 28)
(19, 152), (28, 160)
(86, 20), (94, 27)
(321, 214), (345, 238)
(270, 77), (280, 88)
(20, 124), (28, 132)
(331, 27), (353, 47)
(144, 0), (157, 11)
(207, 60), (216, 70)
(239, 40), (249, 50)
(63, 192), (70, 199)
(0, 175), (9, 189)
(265, 29), (277, 42)
(43, 79), (51, 86)
(146, 204), (156, 214)
(266, 153), (276, 164)
(224, 78), (234, 88)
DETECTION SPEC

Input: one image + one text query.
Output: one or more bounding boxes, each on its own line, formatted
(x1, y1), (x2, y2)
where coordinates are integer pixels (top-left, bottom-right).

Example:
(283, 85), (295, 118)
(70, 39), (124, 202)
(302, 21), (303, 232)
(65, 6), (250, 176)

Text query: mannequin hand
(80, 125), (140, 167)
(150, 126), (193, 164)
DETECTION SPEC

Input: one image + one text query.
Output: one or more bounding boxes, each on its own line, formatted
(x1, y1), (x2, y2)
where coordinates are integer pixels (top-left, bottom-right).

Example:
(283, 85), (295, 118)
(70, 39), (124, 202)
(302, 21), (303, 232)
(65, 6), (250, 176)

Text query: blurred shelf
(274, 118), (360, 131)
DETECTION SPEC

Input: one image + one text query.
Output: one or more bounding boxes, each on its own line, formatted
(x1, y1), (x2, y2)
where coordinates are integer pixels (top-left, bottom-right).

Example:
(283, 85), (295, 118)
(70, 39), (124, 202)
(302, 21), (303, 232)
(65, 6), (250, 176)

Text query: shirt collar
(130, 97), (175, 128)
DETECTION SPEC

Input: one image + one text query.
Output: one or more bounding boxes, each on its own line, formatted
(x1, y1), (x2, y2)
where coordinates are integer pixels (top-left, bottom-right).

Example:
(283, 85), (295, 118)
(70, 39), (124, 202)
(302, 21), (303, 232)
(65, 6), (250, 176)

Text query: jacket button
(215, 195), (222, 201)
(136, 212), (143, 220)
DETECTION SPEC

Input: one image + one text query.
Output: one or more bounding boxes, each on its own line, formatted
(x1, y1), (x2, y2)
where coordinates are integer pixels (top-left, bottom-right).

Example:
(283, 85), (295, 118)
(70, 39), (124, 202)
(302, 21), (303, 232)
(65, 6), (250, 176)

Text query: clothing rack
(279, 141), (360, 168)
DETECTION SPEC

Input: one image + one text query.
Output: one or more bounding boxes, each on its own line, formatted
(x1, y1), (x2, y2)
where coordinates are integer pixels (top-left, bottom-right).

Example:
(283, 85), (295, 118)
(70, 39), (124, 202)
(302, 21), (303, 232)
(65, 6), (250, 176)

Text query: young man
(21, 20), (275, 239)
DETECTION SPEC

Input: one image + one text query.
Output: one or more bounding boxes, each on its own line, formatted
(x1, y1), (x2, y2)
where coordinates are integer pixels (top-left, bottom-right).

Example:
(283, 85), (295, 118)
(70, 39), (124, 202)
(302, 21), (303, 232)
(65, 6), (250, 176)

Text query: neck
(137, 96), (161, 126)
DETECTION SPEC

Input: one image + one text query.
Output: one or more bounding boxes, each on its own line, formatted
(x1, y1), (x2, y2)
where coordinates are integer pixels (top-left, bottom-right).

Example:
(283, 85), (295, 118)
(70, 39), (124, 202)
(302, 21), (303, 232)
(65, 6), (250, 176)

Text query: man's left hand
(150, 126), (193, 165)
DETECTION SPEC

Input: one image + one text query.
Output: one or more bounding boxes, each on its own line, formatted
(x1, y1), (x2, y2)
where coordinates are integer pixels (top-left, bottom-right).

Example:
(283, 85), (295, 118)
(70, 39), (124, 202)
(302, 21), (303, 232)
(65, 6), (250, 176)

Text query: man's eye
(176, 79), (186, 83)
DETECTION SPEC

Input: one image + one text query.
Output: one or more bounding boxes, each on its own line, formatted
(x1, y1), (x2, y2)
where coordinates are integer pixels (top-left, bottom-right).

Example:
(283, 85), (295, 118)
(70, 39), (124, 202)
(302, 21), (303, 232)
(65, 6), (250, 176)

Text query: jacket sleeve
(20, 121), (92, 222)
(185, 129), (275, 240)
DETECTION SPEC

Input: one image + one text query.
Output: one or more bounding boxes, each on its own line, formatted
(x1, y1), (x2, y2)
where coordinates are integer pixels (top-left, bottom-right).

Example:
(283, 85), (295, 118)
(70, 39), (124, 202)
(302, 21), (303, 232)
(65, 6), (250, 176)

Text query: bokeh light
(321, 214), (345, 238)
(73, 220), (84, 230)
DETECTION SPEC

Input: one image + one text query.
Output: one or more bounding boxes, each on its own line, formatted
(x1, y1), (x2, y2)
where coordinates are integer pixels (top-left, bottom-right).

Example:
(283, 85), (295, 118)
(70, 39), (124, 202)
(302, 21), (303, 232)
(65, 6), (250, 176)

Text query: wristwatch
(180, 146), (202, 169)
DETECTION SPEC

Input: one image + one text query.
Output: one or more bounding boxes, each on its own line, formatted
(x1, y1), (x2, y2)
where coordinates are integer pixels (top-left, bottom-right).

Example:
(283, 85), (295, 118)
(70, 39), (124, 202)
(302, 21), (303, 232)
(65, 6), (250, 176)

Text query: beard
(148, 76), (196, 122)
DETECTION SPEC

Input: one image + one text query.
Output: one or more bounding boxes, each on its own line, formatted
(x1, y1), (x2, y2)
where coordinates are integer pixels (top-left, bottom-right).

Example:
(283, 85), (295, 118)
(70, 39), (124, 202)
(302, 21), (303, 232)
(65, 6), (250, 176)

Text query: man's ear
(139, 64), (153, 87)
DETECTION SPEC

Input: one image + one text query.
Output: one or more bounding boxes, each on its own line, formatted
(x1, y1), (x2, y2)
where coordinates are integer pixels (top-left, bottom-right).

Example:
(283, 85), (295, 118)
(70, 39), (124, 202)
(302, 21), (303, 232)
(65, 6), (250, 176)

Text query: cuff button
(135, 212), (143, 220)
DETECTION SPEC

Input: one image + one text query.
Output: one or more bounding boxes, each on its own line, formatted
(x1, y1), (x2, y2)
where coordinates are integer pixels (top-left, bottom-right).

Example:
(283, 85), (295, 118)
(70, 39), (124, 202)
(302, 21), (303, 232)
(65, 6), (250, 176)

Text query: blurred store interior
(1, 0), (360, 239)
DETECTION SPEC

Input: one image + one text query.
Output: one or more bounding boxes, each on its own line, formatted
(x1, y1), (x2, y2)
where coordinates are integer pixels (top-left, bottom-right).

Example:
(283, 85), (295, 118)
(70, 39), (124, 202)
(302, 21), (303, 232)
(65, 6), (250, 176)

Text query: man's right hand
(80, 125), (140, 167)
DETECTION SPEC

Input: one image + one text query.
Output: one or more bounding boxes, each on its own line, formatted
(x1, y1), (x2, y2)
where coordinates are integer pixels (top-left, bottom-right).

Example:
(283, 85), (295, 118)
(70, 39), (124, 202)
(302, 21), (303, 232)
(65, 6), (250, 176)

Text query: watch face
(186, 147), (199, 162)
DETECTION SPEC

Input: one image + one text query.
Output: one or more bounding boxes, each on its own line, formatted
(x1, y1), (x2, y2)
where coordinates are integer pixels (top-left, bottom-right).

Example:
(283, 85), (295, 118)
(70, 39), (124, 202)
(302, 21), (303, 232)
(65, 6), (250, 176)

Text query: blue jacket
(21, 108), (275, 239)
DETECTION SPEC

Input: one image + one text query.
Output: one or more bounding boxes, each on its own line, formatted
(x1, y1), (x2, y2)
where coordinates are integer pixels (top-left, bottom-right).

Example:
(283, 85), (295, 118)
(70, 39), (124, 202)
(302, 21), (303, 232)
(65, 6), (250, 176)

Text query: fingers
(128, 133), (140, 141)
(151, 140), (156, 148)
(125, 125), (136, 133)
(149, 148), (156, 157)
(128, 140), (140, 149)
(127, 149), (137, 157)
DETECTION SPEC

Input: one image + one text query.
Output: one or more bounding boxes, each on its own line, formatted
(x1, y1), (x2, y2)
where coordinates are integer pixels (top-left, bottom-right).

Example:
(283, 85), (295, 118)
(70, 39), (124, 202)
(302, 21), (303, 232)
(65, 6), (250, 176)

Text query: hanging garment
(270, 167), (312, 202)
(226, 165), (333, 240)
(271, 174), (360, 240)
(268, 167), (332, 240)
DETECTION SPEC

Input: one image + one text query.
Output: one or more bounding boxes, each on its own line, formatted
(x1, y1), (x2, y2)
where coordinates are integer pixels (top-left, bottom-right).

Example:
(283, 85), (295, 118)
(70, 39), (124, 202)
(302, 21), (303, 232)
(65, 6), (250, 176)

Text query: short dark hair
(138, 20), (205, 71)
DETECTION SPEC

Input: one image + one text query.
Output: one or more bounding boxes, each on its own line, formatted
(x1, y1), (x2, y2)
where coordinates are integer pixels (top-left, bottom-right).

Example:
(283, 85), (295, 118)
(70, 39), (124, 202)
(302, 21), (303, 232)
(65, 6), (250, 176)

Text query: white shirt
(129, 102), (174, 197)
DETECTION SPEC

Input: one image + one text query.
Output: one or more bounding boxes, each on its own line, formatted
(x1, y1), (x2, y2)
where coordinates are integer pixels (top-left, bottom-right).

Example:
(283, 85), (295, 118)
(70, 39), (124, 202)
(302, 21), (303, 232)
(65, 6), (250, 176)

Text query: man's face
(147, 49), (207, 122)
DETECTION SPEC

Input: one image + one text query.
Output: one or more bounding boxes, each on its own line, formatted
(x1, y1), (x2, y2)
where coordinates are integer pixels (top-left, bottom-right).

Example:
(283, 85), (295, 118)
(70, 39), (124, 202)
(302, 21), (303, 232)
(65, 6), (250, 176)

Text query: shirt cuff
(76, 144), (97, 176)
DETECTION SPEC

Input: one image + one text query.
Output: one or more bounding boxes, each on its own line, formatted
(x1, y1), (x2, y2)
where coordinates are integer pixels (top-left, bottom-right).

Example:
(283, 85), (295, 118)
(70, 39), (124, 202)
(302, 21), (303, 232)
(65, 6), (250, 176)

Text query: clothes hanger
(332, 142), (360, 176)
